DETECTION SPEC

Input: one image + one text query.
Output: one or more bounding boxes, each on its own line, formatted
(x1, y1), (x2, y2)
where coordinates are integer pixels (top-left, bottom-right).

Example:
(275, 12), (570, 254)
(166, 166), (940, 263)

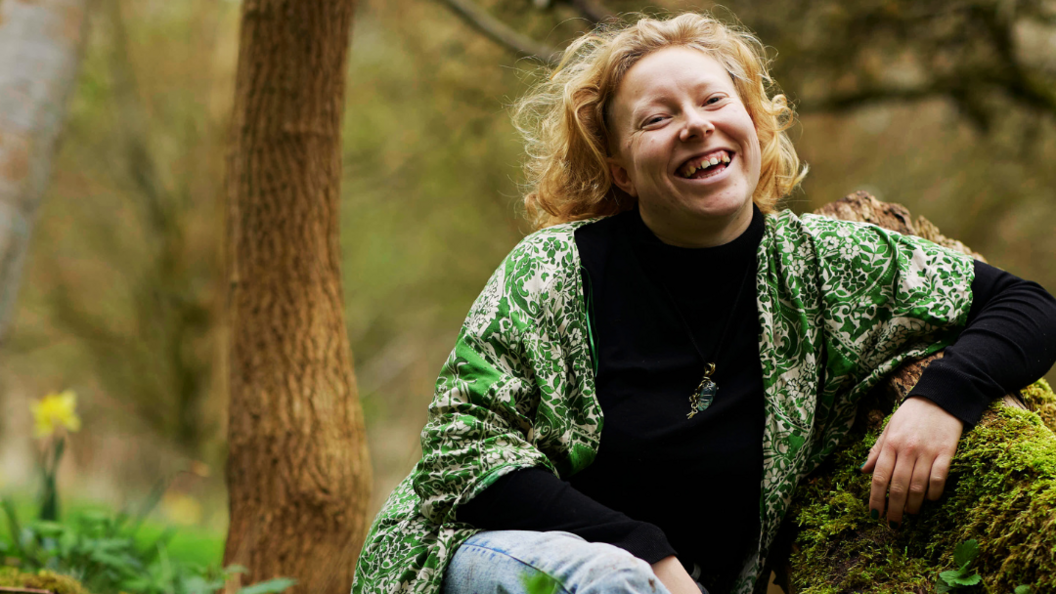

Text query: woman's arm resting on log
(459, 468), (697, 593)
(457, 467), (677, 564)
(862, 260), (1056, 525)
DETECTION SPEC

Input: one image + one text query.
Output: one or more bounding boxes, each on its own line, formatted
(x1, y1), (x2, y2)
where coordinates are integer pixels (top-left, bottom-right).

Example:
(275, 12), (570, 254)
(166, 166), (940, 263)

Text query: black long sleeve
(910, 260), (1056, 426)
(456, 467), (677, 564)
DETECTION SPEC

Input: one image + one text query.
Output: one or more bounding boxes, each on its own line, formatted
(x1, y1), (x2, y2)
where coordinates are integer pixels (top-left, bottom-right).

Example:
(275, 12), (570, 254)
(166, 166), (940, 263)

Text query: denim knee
(443, 530), (671, 594)
(570, 548), (665, 594)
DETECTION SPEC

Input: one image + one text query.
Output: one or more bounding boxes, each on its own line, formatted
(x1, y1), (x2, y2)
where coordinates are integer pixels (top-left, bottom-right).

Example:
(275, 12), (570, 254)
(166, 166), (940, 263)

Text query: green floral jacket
(351, 209), (974, 594)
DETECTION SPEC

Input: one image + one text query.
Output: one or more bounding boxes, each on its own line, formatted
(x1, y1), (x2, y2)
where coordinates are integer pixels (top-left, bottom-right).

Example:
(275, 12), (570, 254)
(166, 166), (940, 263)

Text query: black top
(457, 207), (1056, 593)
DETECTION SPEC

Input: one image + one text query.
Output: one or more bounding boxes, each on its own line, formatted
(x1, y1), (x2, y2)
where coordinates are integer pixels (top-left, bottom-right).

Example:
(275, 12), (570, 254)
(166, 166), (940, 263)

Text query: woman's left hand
(860, 396), (963, 527)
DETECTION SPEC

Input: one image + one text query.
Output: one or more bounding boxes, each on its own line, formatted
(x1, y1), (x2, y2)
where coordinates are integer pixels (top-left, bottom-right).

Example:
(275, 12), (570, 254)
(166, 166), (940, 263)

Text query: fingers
(862, 397), (965, 528)
(860, 430), (886, 474)
(904, 456), (932, 515)
(884, 453), (915, 526)
(868, 444), (895, 521)
(928, 455), (952, 501)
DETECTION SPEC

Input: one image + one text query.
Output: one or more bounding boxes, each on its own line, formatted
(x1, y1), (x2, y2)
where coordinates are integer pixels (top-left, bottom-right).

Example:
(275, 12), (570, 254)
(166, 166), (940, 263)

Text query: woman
(352, 12), (1056, 594)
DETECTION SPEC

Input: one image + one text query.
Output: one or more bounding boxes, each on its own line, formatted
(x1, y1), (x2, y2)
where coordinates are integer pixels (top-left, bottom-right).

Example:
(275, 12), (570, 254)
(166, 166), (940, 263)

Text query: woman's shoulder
(501, 218), (604, 269)
(763, 207), (950, 259)
(467, 219), (600, 332)
(515, 218), (601, 248)
(764, 207), (970, 259)
(765, 207), (893, 237)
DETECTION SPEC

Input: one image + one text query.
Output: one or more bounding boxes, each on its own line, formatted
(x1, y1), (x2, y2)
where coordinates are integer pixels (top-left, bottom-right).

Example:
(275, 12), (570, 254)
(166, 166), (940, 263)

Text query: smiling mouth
(678, 149), (734, 179)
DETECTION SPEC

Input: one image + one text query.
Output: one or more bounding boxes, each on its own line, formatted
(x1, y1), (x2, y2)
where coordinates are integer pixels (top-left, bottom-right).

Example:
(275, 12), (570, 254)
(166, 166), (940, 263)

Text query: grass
(0, 493), (225, 568)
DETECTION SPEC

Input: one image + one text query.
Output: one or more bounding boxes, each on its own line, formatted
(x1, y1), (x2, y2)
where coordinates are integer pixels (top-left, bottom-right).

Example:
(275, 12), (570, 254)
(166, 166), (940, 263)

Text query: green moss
(0, 567), (89, 594)
(1018, 378), (1056, 432)
(786, 380), (1056, 593)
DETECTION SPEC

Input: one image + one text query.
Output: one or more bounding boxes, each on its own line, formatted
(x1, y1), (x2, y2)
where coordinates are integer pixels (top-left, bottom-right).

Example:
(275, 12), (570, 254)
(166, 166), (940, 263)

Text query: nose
(679, 108), (714, 142)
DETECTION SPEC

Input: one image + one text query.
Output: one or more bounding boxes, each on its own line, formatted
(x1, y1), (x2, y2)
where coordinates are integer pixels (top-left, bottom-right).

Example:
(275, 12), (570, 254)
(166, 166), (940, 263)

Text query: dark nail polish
(871, 509), (879, 520)
(889, 520), (900, 529)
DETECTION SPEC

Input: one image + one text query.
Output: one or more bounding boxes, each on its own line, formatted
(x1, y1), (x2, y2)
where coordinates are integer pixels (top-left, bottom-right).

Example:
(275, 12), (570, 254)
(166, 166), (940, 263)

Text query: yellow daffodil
(31, 390), (81, 438)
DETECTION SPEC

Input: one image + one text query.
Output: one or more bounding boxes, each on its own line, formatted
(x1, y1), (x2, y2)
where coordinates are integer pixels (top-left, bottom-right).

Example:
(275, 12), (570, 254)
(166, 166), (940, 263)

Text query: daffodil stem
(38, 436), (63, 521)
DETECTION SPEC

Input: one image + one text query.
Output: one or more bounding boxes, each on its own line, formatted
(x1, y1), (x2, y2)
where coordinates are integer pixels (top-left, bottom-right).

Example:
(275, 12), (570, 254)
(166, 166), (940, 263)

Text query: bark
(0, 0), (90, 345)
(437, 0), (560, 66)
(771, 193), (1056, 593)
(223, 1), (371, 593)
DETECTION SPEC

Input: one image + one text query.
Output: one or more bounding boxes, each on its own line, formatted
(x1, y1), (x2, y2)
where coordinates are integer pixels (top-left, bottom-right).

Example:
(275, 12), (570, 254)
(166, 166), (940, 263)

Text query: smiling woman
(605, 47), (762, 247)
(352, 12), (1056, 594)
(513, 13), (804, 232)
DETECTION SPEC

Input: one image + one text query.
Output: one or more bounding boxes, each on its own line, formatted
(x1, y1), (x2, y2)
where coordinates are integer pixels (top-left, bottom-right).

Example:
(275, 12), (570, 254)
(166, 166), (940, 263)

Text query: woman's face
(607, 47), (762, 247)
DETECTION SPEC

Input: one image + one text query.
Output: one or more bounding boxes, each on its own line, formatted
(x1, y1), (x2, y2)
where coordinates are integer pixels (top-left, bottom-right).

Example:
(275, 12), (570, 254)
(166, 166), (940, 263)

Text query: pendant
(687, 363), (718, 419)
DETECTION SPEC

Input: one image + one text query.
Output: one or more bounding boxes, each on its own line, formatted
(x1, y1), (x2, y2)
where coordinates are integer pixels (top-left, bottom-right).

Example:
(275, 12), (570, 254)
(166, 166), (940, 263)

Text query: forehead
(612, 47), (736, 114)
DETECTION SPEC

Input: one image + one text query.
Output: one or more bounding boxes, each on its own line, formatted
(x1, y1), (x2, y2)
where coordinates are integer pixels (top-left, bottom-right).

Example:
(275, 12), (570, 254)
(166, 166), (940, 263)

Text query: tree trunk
(772, 193), (1056, 593)
(0, 0), (90, 344)
(223, 1), (371, 592)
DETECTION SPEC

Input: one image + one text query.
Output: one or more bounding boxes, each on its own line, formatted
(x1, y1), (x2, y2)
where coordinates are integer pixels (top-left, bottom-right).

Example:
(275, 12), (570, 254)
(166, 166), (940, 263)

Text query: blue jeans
(442, 530), (710, 594)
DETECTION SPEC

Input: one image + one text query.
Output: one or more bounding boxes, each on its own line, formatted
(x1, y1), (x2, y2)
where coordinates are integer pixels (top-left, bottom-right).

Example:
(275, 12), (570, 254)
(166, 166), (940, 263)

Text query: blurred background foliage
(1, 0), (1054, 541)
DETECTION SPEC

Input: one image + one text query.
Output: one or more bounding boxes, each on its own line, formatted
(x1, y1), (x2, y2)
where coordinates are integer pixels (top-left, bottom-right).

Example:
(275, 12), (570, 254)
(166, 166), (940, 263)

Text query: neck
(639, 202), (755, 248)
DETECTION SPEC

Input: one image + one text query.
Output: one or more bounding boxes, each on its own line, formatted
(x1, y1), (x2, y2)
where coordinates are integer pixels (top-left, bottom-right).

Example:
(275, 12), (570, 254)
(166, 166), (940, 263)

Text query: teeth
(679, 150), (732, 178)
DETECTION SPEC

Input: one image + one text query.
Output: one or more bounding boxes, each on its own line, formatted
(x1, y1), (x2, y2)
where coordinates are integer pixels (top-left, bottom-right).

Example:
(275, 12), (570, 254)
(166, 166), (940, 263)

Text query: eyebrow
(628, 79), (725, 120)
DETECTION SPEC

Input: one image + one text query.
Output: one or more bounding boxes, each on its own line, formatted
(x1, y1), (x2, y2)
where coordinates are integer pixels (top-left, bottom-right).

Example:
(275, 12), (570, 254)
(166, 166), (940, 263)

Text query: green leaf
(521, 572), (561, 594)
(1, 499), (24, 557)
(948, 572), (982, 586)
(1015, 586), (1033, 594)
(953, 539), (980, 568)
(939, 569), (968, 586)
(182, 575), (226, 594)
(140, 526), (178, 563)
(89, 548), (139, 571)
(237, 577), (297, 594)
(935, 576), (955, 593)
(78, 510), (110, 525)
(31, 520), (66, 537)
(52, 437), (67, 468)
(92, 537), (133, 552)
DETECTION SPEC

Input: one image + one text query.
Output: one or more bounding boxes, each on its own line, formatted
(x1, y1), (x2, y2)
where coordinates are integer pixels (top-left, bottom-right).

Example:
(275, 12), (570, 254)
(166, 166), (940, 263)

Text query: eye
(704, 94), (728, 106)
(641, 115), (668, 128)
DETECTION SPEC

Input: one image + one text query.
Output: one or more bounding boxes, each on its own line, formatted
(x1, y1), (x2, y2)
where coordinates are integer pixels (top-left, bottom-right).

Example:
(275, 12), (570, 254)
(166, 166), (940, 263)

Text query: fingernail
(871, 509), (879, 520)
(859, 461), (867, 470)
(889, 520), (900, 529)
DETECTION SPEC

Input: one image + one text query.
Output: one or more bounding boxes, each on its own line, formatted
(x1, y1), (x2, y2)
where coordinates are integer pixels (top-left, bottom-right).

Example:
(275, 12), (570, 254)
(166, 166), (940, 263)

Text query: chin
(686, 194), (753, 219)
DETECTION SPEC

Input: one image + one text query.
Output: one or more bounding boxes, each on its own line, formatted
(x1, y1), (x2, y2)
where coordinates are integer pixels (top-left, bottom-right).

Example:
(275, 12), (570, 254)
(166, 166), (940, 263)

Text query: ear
(607, 157), (638, 198)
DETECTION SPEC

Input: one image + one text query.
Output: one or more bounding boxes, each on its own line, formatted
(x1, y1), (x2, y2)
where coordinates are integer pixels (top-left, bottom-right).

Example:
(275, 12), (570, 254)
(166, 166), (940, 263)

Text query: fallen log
(773, 193), (1056, 594)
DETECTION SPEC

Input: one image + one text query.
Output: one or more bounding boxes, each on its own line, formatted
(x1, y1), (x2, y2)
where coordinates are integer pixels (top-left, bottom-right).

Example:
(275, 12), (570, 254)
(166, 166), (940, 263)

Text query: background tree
(0, 0), (90, 344)
(1, 0), (230, 478)
(36, 0), (224, 459)
(223, 0), (371, 592)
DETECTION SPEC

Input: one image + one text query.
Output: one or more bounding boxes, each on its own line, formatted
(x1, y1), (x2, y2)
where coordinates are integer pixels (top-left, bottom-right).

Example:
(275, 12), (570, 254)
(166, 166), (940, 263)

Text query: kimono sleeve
(412, 247), (559, 527)
(810, 214), (976, 410)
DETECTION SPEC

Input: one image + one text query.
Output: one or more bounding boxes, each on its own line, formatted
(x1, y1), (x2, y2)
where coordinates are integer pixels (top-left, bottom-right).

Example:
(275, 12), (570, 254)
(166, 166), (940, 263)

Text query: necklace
(625, 226), (754, 420)
(672, 265), (752, 419)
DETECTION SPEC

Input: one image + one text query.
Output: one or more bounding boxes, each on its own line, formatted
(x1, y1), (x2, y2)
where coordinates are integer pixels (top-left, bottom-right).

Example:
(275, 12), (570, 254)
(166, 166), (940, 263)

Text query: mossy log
(773, 193), (1056, 594)
(0, 567), (87, 594)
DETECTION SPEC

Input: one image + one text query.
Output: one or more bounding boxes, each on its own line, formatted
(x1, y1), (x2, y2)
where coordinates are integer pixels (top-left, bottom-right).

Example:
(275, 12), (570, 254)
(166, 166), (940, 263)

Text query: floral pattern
(352, 210), (974, 594)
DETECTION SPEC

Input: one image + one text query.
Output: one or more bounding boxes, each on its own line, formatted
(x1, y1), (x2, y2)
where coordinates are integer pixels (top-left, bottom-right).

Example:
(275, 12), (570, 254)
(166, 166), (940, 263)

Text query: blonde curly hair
(514, 12), (808, 230)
